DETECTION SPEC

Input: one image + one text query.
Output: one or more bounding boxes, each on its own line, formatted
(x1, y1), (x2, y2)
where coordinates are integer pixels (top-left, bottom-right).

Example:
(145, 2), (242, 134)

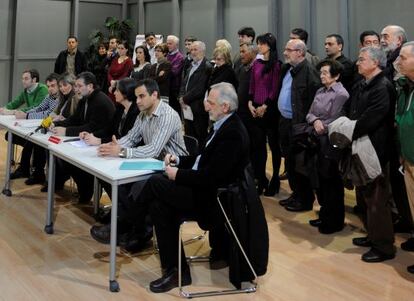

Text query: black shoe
(10, 167), (30, 179)
(352, 236), (372, 247)
(149, 267), (192, 293)
(40, 182), (64, 193)
(123, 230), (153, 253)
(401, 238), (414, 252)
(90, 224), (112, 244)
(309, 218), (322, 227)
(264, 177), (280, 196)
(318, 224), (344, 234)
(279, 194), (296, 207)
(25, 173), (45, 185)
(279, 171), (288, 181)
(285, 199), (313, 212)
(361, 248), (395, 263)
(408, 264), (414, 274)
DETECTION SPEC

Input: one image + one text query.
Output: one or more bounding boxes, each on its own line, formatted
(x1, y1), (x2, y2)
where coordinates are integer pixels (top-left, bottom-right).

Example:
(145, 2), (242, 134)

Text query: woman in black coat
(208, 46), (238, 90)
(149, 43), (172, 101)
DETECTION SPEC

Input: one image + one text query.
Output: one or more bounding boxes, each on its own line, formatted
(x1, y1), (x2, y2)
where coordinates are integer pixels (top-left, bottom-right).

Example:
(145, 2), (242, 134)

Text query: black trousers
(6, 133), (46, 173)
(248, 114), (281, 186)
(278, 117), (314, 206)
(316, 171), (345, 228)
(355, 169), (395, 255)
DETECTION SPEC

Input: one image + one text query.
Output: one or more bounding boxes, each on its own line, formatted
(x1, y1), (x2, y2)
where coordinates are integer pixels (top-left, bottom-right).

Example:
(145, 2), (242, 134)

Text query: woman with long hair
(149, 43), (172, 101)
(107, 40), (133, 102)
(248, 32), (282, 196)
(130, 45), (151, 81)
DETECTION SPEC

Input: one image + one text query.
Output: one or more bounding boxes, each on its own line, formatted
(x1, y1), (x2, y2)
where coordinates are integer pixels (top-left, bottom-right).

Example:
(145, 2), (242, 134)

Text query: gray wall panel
(314, 0), (341, 58)
(18, 0), (71, 56)
(144, 1), (172, 40)
(78, 2), (122, 52)
(0, 0), (14, 56)
(279, 0), (308, 48)
(223, 0), (268, 57)
(128, 3), (138, 43)
(181, 0), (217, 55)
(0, 62), (11, 106)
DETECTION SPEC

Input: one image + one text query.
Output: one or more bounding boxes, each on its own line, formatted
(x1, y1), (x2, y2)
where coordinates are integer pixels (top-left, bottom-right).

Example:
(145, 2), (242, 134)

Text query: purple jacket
(249, 59), (281, 106)
(167, 51), (184, 91)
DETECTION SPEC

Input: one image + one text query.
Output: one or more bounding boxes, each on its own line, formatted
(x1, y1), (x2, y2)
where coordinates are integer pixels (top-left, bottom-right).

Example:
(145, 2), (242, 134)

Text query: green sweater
(6, 83), (48, 112)
(395, 77), (414, 163)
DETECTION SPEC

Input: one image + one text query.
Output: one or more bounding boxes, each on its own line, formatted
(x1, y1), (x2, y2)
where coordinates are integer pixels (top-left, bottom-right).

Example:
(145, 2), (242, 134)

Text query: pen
(63, 137), (81, 142)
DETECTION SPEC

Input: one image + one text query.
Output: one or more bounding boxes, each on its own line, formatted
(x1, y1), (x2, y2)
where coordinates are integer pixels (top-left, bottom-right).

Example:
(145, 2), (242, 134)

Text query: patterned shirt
(118, 100), (188, 159)
(25, 94), (59, 119)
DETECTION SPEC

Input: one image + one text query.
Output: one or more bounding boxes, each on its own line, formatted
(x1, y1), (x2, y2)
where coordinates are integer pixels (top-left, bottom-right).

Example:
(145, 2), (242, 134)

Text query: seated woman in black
(80, 77), (139, 144)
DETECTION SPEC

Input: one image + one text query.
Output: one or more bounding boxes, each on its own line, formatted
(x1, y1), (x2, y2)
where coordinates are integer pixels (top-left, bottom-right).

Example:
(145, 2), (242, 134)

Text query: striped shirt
(26, 94), (59, 119)
(118, 100), (188, 159)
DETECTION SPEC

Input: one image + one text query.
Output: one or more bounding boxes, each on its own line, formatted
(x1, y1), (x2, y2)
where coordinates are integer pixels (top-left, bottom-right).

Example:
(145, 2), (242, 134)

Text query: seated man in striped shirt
(90, 78), (188, 252)
(12, 73), (60, 185)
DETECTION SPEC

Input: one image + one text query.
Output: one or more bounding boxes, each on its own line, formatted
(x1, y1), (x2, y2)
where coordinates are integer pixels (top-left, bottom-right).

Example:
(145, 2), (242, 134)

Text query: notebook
(119, 160), (165, 171)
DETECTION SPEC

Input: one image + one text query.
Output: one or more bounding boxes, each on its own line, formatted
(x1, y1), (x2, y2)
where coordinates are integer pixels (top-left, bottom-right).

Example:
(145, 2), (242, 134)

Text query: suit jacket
(176, 113), (250, 229)
(54, 49), (88, 75)
(149, 60), (172, 98)
(94, 102), (139, 143)
(180, 57), (213, 114)
(55, 89), (115, 136)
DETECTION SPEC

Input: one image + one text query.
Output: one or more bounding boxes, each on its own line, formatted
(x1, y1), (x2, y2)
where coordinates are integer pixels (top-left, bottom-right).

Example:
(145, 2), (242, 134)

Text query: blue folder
(119, 160), (165, 171)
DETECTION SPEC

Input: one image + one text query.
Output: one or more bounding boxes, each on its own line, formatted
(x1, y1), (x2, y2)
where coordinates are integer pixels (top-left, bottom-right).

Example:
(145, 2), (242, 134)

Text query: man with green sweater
(0, 69), (48, 179)
(395, 41), (414, 274)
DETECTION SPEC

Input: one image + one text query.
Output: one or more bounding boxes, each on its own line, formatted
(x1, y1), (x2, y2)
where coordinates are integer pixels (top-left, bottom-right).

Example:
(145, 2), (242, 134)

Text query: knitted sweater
(6, 83), (48, 112)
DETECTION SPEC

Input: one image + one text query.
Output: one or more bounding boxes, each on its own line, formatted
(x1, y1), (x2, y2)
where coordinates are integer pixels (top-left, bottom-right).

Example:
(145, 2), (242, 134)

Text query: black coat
(54, 49), (88, 75)
(149, 60), (172, 98)
(55, 89), (115, 137)
(180, 58), (213, 114)
(335, 54), (354, 92)
(341, 72), (396, 166)
(208, 63), (238, 90)
(176, 113), (250, 230)
(278, 60), (321, 125)
(94, 102), (139, 143)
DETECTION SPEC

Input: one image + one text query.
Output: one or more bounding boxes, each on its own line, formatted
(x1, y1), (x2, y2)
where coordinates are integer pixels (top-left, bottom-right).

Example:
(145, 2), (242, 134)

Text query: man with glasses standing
(277, 39), (320, 212)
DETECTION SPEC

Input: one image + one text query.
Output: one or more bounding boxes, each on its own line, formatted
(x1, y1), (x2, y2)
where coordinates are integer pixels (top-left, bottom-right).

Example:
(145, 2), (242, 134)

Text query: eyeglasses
(284, 48), (299, 52)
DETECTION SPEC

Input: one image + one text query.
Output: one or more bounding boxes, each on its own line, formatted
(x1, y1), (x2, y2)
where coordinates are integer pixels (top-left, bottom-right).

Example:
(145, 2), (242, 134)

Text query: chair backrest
(183, 135), (199, 156)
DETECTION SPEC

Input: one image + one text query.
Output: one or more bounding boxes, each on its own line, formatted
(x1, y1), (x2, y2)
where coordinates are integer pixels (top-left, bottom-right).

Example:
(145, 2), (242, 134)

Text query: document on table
(69, 140), (90, 148)
(16, 120), (41, 128)
(182, 105), (193, 121)
(119, 160), (165, 171)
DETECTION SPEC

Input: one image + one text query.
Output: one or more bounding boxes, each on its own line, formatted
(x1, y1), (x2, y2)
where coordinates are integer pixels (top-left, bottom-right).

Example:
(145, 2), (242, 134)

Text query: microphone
(33, 116), (53, 134)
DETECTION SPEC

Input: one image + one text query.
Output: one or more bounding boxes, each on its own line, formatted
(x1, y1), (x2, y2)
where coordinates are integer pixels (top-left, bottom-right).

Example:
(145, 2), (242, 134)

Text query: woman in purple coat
(248, 33), (282, 196)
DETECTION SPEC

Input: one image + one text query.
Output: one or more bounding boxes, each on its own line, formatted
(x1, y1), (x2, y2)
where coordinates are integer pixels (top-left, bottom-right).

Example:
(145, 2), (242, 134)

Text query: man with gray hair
(395, 41), (414, 273)
(166, 35), (184, 114)
(381, 25), (412, 235)
(381, 25), (408, 81)
(342, 46), (396, 262)
(179, 40), (212, 144)
(277, 39), (321, 212)
(136, 82), (250, 293)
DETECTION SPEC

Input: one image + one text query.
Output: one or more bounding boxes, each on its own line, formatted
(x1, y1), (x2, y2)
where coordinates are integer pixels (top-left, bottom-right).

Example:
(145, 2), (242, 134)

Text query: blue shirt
(278, 69), (293, 119)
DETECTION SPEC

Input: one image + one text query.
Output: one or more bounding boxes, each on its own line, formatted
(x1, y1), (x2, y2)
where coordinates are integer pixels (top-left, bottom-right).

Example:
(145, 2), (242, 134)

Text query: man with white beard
(380, 25), (407, 81)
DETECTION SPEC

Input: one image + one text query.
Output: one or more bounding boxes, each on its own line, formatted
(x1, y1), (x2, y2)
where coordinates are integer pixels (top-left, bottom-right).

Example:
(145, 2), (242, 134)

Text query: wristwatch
(119, 147), (127, 158)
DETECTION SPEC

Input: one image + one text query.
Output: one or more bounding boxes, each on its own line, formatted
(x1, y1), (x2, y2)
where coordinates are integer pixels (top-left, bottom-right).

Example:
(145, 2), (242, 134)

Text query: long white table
(46, 142), (155, 292)
(0, 115), (156, 292)
(0, 116), (47, 196)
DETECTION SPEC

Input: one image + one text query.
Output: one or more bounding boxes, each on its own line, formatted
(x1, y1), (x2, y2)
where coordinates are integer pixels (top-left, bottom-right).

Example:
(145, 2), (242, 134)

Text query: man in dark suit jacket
(179, 41), (212, 144)
(54, 36), (88, 75)
(142, 82), (250, 293)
